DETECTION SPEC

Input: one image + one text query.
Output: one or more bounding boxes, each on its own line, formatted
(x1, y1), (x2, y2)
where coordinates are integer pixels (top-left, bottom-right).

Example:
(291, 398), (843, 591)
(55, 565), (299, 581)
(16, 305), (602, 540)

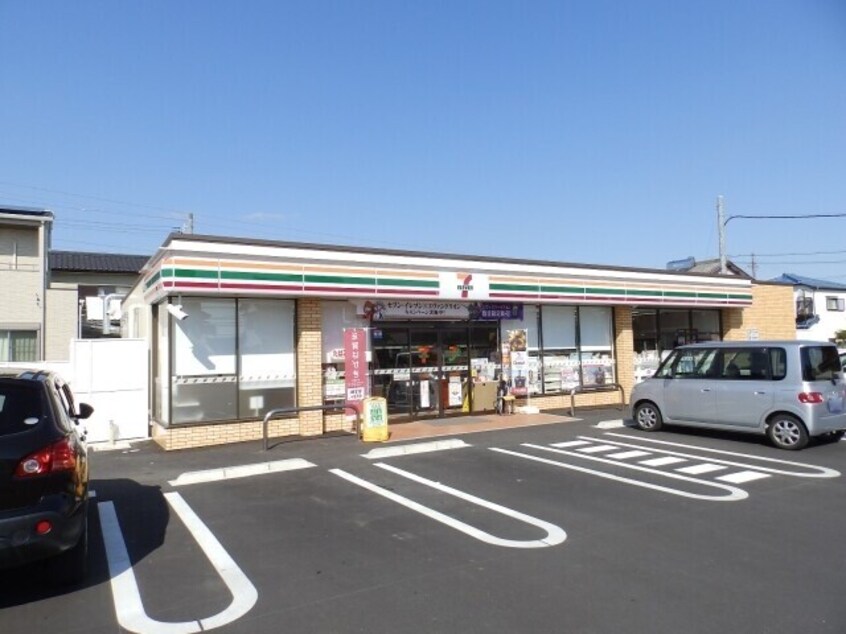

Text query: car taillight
(798, 392), (824, 404)
(15, 438), (77, 477)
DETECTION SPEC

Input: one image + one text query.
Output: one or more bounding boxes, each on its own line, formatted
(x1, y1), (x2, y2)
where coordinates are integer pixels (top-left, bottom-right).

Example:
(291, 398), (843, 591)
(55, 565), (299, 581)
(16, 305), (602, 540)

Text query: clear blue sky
(2, 1), (845, 281)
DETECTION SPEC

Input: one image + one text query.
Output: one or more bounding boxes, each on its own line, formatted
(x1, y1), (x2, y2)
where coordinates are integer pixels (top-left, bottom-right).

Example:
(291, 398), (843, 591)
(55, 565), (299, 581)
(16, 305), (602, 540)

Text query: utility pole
(717, 195), (726, 274)
(186, 212), (194, 234)
(750, 253), (757, 279)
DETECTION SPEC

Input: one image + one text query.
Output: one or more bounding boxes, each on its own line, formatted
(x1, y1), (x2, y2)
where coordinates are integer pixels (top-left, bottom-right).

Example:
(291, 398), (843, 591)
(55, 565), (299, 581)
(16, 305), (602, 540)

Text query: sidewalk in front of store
(384, 406), (626, 443)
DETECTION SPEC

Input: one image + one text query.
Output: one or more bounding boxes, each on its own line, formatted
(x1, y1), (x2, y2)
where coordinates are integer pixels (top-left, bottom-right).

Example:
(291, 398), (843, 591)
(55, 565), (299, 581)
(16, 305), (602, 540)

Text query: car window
(672, 348), (718, 378)
(0, 382), (45, 435)
(48, 382), (75, 432)
(801, 346), (840, 382)
(769, 348), (787, 380)
(719, 348), (770, 380)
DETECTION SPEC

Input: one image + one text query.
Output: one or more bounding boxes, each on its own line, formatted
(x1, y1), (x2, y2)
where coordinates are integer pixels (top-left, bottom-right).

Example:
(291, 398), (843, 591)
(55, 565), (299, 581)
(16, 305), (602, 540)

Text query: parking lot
(3, 409), (845, 634)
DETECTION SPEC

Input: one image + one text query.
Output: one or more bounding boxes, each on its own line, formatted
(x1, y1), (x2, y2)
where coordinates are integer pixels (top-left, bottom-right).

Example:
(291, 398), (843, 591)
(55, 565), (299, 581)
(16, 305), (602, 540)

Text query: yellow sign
(361, 396), (389, 442)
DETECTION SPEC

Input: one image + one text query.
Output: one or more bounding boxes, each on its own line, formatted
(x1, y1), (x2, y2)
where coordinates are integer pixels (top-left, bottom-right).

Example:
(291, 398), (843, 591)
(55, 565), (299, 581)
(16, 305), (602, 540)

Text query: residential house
(0, 206), (52, 361)
(771, 273), (846, 342)
(1, 205), (149, 361)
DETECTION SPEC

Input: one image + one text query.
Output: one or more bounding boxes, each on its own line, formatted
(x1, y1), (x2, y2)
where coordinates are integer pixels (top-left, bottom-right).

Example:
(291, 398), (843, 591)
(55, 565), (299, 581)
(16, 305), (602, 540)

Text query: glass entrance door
(408, 329), (440, 417)
(439, 328), (469, 415)
(372, 323), (497, 419)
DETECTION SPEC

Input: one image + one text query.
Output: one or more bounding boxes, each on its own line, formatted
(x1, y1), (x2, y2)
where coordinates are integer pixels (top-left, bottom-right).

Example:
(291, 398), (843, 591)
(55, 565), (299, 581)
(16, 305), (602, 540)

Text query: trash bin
(361, 396), (389, 442)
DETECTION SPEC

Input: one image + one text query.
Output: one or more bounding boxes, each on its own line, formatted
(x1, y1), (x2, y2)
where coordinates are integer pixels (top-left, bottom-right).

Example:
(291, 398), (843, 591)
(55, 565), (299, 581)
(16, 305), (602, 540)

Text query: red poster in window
(344, 328), (368, 410)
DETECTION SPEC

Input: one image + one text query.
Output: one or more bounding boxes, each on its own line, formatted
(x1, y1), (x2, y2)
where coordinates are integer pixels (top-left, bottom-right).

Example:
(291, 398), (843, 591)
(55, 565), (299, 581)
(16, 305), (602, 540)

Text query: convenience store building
(123, 233), (794, 450)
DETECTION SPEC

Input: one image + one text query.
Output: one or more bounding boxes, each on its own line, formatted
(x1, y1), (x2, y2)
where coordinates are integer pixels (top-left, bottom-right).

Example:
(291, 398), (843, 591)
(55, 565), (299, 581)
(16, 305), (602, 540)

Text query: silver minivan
(630, 340), (846, 450)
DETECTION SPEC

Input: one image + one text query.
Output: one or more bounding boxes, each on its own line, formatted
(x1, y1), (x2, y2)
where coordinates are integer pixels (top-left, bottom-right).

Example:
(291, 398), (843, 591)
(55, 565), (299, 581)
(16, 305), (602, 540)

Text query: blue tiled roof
(771, 273), (846, 291)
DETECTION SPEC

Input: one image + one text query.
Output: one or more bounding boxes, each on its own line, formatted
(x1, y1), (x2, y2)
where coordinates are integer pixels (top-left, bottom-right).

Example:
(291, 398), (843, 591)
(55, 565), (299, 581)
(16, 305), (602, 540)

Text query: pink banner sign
(344, 327), (368, 409)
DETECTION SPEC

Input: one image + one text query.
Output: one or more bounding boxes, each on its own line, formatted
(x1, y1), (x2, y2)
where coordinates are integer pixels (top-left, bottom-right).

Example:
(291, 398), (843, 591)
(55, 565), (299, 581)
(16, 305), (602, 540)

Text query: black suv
(0, 368), (92, 584)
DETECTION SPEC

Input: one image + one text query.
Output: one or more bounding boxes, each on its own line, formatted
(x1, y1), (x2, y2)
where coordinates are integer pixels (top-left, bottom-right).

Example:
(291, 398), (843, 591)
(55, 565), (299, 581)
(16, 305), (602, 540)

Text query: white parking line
(676, 463), (727, 475)
(168, 458), (316, 486)
(606, 450), (650, 460)
(717, 470), (771, 484)
(492, 446), (747, 501)
(330, 465), (566, 548)
(639, 456), (686, 467)
(577, 444), (619, 454)
(551, 440), (592, 448)
(99, 494), (258, 633)
(603, 433), (841, 478)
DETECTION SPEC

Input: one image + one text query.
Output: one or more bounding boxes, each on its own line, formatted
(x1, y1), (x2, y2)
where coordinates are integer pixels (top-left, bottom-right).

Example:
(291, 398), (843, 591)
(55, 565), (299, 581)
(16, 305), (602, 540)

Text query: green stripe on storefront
(664, 290), (697, 298)
(625, 289), (661, 296)
(584, 287), (627, 296)
(377, 278), (439, 288)
(223, 270), (304, 283)
(491, 283), (539, 292)
(304, 274), (375, 286)
(144, 271), (161, 288)
(539, 285), (584, 294)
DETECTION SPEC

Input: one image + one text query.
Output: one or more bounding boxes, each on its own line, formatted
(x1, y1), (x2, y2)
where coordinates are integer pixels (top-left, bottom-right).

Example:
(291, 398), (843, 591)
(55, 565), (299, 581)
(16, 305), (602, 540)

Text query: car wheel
(49, 506), (88, 586)
(767, 414), (809, 451)
(634, 402), (663, 432)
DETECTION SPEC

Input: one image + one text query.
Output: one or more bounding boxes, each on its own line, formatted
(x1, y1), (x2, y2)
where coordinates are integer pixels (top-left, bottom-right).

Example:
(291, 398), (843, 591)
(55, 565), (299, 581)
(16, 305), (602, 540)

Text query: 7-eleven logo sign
(439, 272), (489, 300)
(456, 273), (473, 298)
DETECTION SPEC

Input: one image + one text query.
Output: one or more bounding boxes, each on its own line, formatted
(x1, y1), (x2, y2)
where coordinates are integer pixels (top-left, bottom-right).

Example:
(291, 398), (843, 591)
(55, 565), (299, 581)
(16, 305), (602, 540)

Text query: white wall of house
(0, 338), (149, 443)
(795, 287), (846, 342)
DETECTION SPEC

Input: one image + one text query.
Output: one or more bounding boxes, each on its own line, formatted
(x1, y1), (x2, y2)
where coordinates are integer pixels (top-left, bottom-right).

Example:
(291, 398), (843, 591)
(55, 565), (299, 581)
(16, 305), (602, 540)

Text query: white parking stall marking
(606, 450), (650, 460)
(676, 463), (727, 475)
(551, 440), (592, 448)
(577, 444), (619, 454)
(330, 465), (566, 548)
(639, 456), (687, 467)
(603, 433), (841, 478)
(491, 446), (747, 501)
(98, 494), (258, 634)
(717, 471), (772, 484)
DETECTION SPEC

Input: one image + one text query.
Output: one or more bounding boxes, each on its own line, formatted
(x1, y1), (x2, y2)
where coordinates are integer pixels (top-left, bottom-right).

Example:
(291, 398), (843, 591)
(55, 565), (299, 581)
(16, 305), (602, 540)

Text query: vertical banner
(344, 328), (368, 410)
(507, 329), (528, 396)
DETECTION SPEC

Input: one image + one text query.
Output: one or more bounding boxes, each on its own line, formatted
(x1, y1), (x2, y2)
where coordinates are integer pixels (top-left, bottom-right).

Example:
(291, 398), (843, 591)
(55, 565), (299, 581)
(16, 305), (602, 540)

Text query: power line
(0, 180), (191, 215)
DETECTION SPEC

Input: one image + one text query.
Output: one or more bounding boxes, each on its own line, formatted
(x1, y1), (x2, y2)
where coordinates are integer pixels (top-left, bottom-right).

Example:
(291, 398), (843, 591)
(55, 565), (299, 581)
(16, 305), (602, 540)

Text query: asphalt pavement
(3, 408), (845, 634)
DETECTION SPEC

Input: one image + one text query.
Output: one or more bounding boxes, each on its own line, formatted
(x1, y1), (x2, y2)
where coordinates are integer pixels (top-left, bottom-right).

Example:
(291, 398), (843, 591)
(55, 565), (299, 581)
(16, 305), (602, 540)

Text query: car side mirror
(77, 402), (94, 420)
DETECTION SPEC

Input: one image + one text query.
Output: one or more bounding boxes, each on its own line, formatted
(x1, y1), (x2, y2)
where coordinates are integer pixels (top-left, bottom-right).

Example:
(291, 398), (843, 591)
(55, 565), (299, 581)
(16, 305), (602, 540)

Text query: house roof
(0, 205), (54, 220)
(770, 273), (846, 291)
(667, 257), (753, 279)
(49, 250), (149, 274)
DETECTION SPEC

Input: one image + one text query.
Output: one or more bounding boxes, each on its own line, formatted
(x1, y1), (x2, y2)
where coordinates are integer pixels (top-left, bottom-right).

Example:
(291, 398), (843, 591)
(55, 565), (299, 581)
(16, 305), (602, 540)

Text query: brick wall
(151, 417), (300, 451)
(297, 298), (324, 435)
(723, 282), (795, 341)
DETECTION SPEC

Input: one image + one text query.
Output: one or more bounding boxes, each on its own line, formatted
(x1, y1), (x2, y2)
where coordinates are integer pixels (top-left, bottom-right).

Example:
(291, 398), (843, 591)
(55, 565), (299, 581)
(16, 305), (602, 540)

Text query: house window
(825, 296), (844, 312)
(0, 330), (38, 362)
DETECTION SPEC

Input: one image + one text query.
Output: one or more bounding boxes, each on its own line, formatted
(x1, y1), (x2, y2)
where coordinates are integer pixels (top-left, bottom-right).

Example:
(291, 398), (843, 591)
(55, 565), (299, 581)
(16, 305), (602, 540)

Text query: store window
(172, 298), (238, 423)
(501, 305), (541, 394)
(238, 299), (296, 418)
(322, 301), (369, 403)
(633, 308), (722, 384)
(579, 306), (615, 387)
(538, 306), (578, 393)
(0, 330), (38, 362)
(154, 303), (170, 424)
(632, 309), (660, 383)
(164, 297), (297, 424)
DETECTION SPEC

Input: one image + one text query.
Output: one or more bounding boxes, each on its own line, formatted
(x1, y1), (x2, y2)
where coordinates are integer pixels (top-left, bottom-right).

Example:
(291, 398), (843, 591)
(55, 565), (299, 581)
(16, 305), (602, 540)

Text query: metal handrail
(569, 383), (626, 417)
(262, 404), (361, 451)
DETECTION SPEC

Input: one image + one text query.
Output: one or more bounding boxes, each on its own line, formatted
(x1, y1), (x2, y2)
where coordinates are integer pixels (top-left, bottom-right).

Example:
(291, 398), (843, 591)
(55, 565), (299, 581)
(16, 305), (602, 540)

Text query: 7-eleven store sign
(439, 272), (489, 300)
